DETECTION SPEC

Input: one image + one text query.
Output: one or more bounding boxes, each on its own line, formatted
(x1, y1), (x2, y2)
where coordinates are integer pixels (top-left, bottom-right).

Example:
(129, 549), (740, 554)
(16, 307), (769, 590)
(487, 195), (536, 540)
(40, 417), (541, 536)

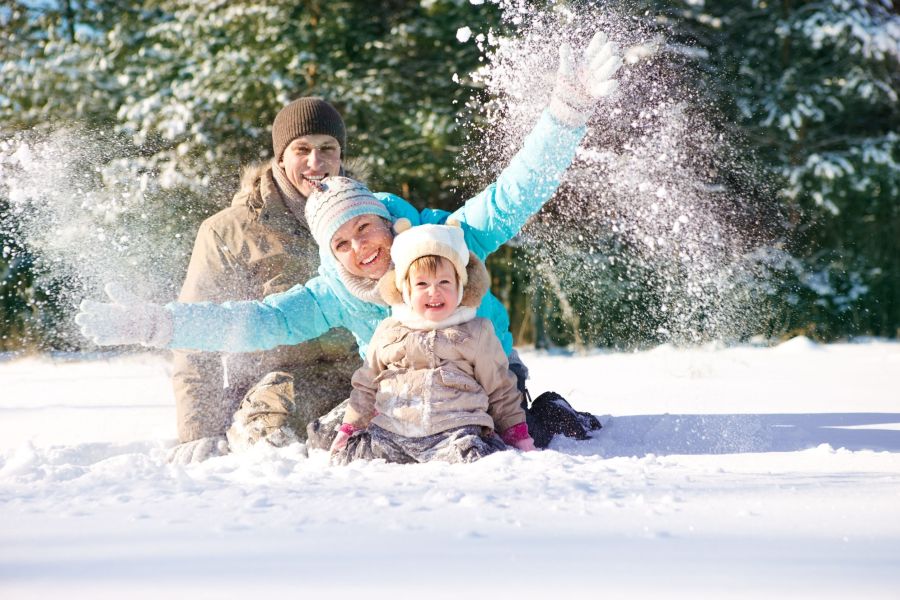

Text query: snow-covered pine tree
(1, 0), (126, 350)
(658, 0), (900, 337)
(0, 0), (502, 349)
(105, 0), (501, 207)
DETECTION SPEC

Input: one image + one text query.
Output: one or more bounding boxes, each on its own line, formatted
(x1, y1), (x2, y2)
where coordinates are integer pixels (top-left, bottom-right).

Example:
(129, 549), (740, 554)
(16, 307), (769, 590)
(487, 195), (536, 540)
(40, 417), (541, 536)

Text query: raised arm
(449, 110), (585, 258)
(450, 31), (622, 259)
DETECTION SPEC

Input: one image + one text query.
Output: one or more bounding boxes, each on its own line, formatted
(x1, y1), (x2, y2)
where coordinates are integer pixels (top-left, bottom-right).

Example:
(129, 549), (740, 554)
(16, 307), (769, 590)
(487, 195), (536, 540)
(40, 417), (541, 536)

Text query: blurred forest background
(1, 0), (898, 352)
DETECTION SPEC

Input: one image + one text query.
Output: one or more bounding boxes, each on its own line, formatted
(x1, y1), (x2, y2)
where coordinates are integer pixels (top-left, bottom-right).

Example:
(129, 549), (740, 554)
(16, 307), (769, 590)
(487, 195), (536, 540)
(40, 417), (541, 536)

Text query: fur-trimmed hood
(232, 157), (371, 209)
(376, 251), (490, 309)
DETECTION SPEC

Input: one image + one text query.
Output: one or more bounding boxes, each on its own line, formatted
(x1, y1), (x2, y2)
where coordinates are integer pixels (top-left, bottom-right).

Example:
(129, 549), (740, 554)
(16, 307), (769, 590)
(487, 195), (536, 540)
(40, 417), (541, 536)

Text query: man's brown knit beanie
(271, 97), (347, 160)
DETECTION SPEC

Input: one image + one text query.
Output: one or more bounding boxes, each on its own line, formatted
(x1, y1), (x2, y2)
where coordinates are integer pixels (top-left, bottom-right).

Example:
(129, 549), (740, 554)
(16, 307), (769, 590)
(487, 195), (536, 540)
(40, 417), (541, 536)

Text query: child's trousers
(334, 424), (507, 465)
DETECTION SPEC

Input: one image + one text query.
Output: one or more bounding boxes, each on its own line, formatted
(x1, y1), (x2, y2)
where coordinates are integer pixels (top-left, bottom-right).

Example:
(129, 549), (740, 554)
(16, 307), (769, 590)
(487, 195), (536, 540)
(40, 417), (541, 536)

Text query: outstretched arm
(170, 272), (352, 351)
(77, 275), (347, 353)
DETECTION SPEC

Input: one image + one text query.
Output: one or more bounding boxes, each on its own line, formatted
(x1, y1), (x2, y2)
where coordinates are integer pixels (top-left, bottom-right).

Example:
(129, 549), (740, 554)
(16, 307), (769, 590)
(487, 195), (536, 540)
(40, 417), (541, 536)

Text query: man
(169, 98), (362, 464)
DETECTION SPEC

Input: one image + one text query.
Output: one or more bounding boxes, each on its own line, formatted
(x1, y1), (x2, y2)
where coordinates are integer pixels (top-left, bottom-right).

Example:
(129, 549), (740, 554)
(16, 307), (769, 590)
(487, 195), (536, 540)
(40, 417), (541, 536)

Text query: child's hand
(329, 423), (357, 454)
(330, 431), (350, 453)
(501, 423), (536, 451)
(513, 437), (537, 452)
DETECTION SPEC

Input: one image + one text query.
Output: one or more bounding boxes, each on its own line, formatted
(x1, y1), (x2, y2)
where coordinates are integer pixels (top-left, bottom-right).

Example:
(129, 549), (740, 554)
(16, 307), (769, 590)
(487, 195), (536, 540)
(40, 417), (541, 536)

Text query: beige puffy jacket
(343, 254), (525, 438)
(172, 162), (359, 443)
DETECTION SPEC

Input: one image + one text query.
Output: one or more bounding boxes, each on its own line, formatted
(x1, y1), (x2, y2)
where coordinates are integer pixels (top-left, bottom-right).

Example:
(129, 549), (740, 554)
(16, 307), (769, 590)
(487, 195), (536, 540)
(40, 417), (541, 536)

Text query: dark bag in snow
(525, 391), (602, 449)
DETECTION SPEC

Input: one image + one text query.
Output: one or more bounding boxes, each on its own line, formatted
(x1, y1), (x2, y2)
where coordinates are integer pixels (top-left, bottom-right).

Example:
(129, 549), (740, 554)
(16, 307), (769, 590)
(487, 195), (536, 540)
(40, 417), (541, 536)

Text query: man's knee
(227, 371), (300, 449)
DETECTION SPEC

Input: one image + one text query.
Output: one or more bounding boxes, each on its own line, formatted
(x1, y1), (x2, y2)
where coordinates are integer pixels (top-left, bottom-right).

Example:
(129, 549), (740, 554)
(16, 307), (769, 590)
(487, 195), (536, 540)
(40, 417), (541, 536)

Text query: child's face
(408, 261), (459, 322)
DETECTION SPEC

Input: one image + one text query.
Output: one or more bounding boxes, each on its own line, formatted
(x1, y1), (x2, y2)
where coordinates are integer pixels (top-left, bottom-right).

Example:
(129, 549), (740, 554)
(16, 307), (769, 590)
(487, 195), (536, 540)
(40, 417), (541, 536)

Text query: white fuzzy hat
(304, 176), (392, 250)
(390, 219), (470, 304)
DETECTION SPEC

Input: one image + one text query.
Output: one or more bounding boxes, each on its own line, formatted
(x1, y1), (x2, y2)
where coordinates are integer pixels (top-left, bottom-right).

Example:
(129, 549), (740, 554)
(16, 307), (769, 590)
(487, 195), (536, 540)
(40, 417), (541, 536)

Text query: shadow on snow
(556, 413), (900, 457)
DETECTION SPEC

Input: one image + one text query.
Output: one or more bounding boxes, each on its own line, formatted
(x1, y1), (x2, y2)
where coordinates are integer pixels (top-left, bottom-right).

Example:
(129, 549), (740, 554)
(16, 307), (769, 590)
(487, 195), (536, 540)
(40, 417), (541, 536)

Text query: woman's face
(330, 214), (394, 279)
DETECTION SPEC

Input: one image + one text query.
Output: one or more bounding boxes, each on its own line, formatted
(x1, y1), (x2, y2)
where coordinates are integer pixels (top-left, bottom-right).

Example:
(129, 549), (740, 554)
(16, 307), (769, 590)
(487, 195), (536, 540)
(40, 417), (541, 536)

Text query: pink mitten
(501, 422), (537, 452)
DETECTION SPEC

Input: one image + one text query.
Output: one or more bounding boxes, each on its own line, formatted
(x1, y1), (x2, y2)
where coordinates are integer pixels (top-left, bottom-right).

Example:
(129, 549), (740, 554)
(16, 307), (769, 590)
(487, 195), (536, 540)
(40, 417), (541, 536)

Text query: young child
(330, 219), (537, 464)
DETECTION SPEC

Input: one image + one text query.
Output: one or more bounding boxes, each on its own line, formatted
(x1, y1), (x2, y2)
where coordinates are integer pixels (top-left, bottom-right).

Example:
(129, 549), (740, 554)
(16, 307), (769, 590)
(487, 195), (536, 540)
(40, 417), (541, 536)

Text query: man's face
(330, 214), (394, 279)
(279, 134), (343, 197)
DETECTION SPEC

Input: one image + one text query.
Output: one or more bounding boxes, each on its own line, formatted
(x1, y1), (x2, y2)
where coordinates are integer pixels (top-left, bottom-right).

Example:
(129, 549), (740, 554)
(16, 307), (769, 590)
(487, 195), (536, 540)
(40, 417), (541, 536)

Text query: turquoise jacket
(167, 110), (585, 357)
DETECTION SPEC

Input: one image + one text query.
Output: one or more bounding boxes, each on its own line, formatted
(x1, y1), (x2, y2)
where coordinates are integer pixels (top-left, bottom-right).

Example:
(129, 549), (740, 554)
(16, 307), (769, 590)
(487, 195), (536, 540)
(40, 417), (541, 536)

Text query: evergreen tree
(102, 0), (501, 205)
(0, 0), (503, 350)
(3, 0), (897, 350)
(1, 0), (125, 350)
(653, 0), (900, 337)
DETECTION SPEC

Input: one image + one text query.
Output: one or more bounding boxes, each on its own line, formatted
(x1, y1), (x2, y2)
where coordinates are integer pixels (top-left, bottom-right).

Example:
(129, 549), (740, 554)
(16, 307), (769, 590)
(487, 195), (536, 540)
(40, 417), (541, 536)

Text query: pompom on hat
(390, 219), (470, 305)
(304, 176), (392, 250)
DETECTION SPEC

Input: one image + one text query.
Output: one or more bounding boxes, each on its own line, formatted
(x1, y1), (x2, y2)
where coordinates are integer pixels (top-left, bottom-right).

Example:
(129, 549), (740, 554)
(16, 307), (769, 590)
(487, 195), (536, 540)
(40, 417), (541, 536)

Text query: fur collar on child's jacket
(377, 251), (490, 330)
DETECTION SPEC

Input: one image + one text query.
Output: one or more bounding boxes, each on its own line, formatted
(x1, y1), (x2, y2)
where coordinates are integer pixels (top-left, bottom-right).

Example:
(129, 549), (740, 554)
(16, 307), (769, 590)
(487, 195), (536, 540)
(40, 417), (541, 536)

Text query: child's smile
(408, 261), (459, 322)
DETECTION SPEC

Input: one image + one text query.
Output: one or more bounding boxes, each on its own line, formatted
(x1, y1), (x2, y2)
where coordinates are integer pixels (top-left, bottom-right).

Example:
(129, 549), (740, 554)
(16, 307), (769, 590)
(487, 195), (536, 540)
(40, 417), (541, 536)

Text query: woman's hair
(406, 255), (458, 284)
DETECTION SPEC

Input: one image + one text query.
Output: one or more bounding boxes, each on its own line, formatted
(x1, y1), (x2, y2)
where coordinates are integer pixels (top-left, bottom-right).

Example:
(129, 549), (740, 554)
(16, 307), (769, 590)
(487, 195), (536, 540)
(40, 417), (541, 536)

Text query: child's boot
(527, 391), (602, 447)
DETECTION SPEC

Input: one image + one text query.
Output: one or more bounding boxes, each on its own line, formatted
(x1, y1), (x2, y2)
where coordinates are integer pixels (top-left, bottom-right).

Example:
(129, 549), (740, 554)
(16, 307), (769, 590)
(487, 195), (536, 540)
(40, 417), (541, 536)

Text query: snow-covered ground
(1, 339), (899, 598)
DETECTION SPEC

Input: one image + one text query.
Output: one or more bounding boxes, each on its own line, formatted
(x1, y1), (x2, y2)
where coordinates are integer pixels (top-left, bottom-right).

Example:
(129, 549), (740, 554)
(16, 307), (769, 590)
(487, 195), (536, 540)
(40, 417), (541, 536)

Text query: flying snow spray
(0, 127), (215, 348)
(1, 0), (784, 352)
(460, 0), (784, 348)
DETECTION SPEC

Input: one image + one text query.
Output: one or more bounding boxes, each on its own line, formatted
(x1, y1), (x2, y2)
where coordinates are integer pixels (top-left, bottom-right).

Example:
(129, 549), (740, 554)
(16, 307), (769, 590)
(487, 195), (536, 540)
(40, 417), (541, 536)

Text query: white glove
(76, 283), (173, 348)
(549, 30), (623, 127)
(167, 435), (229, 465)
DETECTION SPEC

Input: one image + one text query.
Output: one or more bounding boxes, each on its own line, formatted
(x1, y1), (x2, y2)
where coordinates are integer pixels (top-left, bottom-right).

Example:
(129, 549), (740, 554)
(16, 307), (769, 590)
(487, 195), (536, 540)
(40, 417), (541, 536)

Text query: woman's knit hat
(390, 219), (470, 304)
(272, 97), (347, 160)
(304, 176), (392, 250)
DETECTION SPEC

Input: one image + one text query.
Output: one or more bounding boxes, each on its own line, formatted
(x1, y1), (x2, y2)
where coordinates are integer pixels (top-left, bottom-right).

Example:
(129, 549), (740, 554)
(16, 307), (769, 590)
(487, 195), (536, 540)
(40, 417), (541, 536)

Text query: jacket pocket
(378, 331), (410, 365)
(437, 368), (481, 394)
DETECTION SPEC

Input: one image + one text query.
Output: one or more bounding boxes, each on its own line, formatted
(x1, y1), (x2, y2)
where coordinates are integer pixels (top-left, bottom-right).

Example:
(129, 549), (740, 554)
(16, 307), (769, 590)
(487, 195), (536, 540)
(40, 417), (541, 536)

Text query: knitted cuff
(501, 422), (531, 445)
